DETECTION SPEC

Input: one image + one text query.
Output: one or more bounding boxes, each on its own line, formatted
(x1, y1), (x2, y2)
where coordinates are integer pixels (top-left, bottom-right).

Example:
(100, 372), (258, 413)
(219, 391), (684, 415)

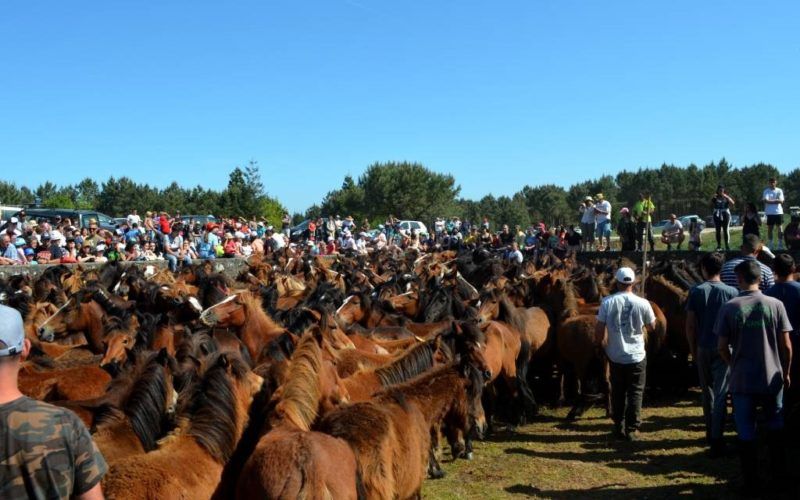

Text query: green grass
(423, 393), (799, 499)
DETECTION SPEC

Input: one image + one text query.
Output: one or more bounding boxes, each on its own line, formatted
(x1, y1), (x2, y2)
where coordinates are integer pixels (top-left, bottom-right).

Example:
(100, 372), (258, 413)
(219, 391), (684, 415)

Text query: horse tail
(355, 467), (368, 500)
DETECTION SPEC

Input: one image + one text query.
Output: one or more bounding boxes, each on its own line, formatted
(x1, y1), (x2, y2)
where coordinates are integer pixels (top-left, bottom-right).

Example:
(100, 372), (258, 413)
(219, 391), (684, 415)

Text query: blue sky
(1, 1), (798, 213)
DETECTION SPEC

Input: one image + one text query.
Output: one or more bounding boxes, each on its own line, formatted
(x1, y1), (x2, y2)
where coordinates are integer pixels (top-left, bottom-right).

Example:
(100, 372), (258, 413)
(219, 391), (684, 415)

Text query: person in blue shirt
(764, 253), (800, 433)
(685, 252), (738, 457)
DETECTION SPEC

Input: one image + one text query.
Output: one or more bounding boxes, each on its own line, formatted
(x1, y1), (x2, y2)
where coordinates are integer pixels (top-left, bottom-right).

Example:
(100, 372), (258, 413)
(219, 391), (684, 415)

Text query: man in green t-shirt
(632, 192), (656, 251)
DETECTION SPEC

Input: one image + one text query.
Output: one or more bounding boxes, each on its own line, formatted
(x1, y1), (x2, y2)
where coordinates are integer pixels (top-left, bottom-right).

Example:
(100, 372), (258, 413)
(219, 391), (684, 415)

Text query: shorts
(580, 222), (595, 242)
(596, 220), (611, 238)
(767, 214), (783, 226)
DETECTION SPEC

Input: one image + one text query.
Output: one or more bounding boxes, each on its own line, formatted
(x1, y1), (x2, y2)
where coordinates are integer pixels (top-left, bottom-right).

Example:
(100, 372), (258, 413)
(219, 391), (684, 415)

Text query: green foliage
(320, 162), (460, 223)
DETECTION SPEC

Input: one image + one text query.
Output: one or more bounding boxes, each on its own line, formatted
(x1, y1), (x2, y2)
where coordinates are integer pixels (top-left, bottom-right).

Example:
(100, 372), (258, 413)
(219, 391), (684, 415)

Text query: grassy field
(423, 393), (798, 499)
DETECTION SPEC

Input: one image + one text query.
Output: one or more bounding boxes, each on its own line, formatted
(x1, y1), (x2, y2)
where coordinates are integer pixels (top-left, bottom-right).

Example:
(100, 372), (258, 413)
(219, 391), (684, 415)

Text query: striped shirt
(720, 255), (774, 291)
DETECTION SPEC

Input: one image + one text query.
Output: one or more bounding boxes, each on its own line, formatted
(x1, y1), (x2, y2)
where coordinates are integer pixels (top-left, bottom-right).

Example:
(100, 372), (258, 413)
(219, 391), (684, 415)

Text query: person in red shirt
(159, 212), (171, 234)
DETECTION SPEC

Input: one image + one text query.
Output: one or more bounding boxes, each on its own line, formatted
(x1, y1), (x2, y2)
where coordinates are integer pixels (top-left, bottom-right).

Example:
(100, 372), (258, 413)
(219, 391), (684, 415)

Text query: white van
(397, 220), (429, 238)
(0, 206), (23, 225)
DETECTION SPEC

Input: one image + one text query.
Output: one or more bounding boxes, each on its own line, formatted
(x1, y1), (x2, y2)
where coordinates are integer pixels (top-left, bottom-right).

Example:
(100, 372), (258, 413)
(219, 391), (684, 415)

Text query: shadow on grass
(504, 482), (735, 499)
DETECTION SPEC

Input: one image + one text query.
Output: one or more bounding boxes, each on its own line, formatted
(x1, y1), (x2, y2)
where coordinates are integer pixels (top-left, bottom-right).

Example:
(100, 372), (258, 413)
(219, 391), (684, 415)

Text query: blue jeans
(696, 347), (730, 440)
(732, 391), (784, 442)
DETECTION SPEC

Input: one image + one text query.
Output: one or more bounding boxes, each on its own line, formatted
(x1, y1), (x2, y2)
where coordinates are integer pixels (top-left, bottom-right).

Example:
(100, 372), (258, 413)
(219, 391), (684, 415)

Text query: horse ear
(156, 347), (170, 365)
(218, 353), (230, 370)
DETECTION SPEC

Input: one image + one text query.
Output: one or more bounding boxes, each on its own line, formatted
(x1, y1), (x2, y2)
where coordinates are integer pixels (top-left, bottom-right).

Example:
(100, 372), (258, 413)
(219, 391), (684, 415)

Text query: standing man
(763, 177), (785, 250)
(685, 252), (738, 457)
(0, 305), (107, 499)
(764, 254), (800, 431)
(579, 196), (596, 252)
(715, 259), (792, 493)
(594, 193), (612, 251)
(720, 234), (774, 291)
(595, 267), (656, 441)
(632, 192), (656, 252)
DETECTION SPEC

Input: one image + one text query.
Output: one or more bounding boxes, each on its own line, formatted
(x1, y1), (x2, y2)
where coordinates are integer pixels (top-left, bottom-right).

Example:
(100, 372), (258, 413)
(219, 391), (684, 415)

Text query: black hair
(734, 259), (761, 285)
(700, 252), (725, 277)
(741, 233), (761, 253)
(774, 254), (795, 278)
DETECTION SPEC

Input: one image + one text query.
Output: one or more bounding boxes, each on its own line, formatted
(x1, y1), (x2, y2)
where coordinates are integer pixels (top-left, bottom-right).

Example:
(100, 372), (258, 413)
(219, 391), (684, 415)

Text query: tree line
(2, 158), (798, 230)
(306, 159), (800, 229)
(0, 161), (286, 225)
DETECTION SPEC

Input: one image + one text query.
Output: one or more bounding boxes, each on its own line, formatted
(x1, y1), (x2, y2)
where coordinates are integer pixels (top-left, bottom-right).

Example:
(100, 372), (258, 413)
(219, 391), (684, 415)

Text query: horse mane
(184, 352), (250, 463)
(497, 295), (527, 336)
(649, 274), (688, 300)
(561, 279), (579, 318)
(272, 334), (322, 431)
(95, 350), (174, 451)
(379, 363), (462, 406)
(375, 339), (437, 387)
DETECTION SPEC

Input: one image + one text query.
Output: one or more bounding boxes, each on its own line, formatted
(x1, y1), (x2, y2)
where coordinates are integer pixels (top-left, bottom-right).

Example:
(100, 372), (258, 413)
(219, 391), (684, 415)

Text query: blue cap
(0, 305), (25, 357)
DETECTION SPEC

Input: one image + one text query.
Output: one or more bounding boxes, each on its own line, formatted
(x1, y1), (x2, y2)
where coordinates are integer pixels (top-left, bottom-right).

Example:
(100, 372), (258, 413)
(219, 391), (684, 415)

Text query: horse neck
(76, 302), (107, 352)
(392, 366), (463, 424)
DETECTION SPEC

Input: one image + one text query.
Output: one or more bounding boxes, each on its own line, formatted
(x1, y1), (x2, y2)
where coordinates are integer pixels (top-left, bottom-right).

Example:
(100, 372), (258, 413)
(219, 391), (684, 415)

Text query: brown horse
(199, 292), (285, 364)
(237, 335), (359, 499)
(318, 361), (486, 499)
(37, 298), (109, 354)
(102, 352), (263, 499)
(341, 337), (442, 402)
(92, 349), (178, 465)
(554, 279), (607, 420)
(24, 301), (88, 359)
(645, 275), (687, 355)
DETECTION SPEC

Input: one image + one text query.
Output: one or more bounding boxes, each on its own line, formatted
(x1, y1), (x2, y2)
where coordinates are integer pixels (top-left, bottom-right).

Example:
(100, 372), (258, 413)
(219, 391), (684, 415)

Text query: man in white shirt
(127, 210), (141, 228)
(660, 214), (685, 250)
(763, 177), (785, 249)
(595, 267), (656, 441)
(594, 193), (612, 251)
(579, 196), (596, 252)
(507, 241), (524, 264)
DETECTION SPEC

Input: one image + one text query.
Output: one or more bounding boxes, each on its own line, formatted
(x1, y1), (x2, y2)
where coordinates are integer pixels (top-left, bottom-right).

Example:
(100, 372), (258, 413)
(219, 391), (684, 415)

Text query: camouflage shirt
(1, 396), (107, 499)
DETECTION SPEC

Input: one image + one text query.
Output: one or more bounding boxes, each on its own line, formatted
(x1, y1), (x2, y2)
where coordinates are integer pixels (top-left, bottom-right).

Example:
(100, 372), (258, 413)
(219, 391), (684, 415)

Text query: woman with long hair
(712, 184), (735, 251)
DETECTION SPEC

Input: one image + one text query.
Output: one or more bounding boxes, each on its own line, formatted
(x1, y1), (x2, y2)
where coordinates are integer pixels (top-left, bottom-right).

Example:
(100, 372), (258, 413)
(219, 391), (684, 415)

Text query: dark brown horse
(102, 352), (263, 499)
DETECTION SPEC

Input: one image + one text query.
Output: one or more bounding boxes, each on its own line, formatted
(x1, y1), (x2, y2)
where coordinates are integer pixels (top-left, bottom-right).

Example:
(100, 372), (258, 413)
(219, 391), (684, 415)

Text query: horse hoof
(429, 470), (446, 480)
(465, 452), (474, 461)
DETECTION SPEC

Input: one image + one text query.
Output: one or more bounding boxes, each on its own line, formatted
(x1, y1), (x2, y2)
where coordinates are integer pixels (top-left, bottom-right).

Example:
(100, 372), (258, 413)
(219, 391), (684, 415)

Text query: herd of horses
(0, 248), (700, 499)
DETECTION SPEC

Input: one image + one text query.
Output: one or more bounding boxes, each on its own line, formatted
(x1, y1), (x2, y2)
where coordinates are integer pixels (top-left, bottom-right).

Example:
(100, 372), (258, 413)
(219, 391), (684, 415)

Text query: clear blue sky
(1, 1), (798, 213)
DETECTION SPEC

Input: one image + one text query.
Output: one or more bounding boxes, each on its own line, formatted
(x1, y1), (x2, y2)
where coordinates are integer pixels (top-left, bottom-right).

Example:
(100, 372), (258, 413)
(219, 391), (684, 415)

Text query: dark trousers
(636, 222), (654, 251)
(610, 358), (647, 432)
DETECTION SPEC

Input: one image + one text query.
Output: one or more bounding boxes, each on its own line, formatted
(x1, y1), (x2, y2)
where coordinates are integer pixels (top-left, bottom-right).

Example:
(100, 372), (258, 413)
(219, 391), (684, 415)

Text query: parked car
(180, 215), (219, 228)
(397, 220), (429, 238)
(678, 214), (705, 230)
(0, 205), (23, 224)
(14, 208), (119, 232)
(289, 218), (329, 242)
(113, 217), (128, 227)
(651, 219), (670, 231)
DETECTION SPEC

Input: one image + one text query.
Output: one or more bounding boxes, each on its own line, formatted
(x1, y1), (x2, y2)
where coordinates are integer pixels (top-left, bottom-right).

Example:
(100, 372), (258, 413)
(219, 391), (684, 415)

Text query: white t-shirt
(127, 214), (141, 227)
(596, 291), (655, 364)
(662, 220), (683, 235)
(271, 232), (285, 250)
(594, 200), (611, 224)
(508, 249), (523, 264)
(763, 187), (785, 215)
(580, 204), (596, 224)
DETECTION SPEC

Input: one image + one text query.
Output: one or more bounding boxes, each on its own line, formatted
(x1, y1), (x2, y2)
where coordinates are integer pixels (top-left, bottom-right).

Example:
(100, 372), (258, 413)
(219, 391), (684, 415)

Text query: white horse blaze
(335, 295), (355, 316)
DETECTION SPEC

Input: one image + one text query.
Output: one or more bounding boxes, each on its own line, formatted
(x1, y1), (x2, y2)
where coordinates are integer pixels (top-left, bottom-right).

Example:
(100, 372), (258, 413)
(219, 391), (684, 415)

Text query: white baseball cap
(615, 267), (636, 284)
(0, 305), (25, 357)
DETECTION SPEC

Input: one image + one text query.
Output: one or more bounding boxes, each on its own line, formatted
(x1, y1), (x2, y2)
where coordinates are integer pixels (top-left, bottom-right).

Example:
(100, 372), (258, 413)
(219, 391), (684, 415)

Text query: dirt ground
(423, 392), (799, 499)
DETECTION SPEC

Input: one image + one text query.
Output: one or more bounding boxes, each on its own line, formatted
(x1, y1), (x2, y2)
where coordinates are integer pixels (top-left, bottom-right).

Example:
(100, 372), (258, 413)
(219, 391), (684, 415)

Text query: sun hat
(596, 193), (604, 200)
(0, 305), (25, 357)
(619, 207), (630, 214)
(615, 267), (636, 284)
(584, 196), (593, 202)
(10, 217), (18, 224)
(96, 243), (107, 252)
(24, 248), (34, 256)
(14, 237), (25, 247)
(225, 232), (234, 239)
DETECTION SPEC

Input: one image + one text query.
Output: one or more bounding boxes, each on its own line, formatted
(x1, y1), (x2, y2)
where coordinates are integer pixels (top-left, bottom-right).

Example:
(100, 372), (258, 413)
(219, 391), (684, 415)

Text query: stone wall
(0, 258), (251, 281)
